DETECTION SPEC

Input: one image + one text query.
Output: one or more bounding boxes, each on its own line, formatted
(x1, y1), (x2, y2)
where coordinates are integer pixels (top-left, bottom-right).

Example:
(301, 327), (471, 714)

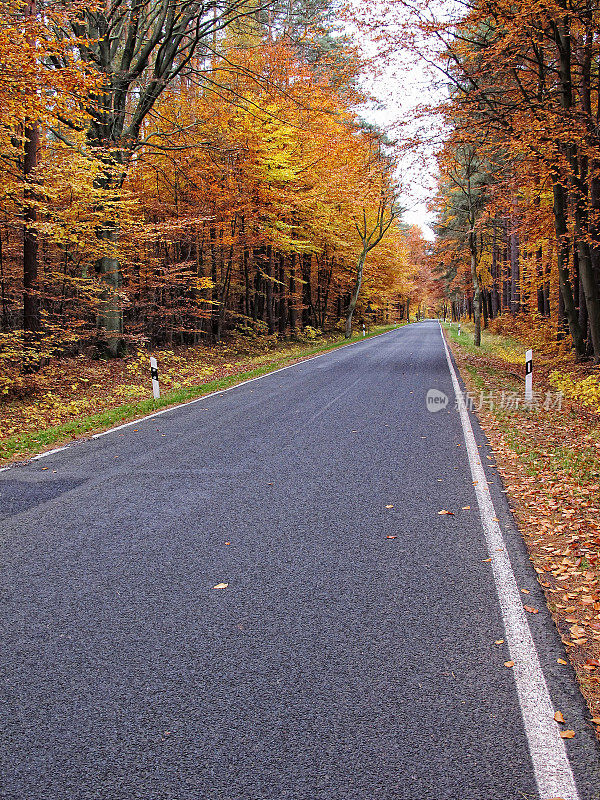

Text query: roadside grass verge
(0, 324), (399, 464)
(442, 320), (600, 731)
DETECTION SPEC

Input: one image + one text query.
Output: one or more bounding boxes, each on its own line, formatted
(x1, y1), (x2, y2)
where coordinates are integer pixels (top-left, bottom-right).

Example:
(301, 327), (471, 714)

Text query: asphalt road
(2, 321), (600, 800)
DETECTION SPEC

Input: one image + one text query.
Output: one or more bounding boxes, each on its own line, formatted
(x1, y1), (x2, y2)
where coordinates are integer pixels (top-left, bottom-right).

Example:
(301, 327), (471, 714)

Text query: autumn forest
(1, 0), (430, 374)
(4, 0), (600, 391)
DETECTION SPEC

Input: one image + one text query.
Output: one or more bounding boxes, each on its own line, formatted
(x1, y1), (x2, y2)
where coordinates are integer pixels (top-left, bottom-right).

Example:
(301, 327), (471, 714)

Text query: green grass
(1, 324), (399, 463)
(444, 319), (600, 485)
(442, 320), (524, 358)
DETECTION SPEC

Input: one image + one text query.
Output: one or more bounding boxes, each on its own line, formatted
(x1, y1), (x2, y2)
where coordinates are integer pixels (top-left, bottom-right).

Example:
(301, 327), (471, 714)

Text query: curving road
(1, 321), (600, 799)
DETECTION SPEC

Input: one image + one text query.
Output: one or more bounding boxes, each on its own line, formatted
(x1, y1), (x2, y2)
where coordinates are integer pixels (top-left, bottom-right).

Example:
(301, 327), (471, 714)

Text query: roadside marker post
(525, 349), (533, 402)
(362, 324), (366, 337)
(150, 356), (160, 399)
(458, 323), (461, 336)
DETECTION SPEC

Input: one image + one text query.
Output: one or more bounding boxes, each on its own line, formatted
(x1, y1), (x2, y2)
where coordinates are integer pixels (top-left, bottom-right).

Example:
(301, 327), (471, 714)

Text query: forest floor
(443, 318), (600, 731)
(0, 323), (398, 465)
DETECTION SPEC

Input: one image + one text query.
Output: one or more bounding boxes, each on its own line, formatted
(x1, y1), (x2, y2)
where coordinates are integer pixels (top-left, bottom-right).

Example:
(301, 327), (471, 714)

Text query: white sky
(351, 9), (445, 241)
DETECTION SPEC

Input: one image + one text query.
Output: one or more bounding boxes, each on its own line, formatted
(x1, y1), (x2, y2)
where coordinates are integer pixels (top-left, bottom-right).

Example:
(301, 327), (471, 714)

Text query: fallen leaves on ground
(438, 509), (455, 516)
(213, 583), (229, 589)
(554, 711), (566, 723)
(446, 329), (600, 737)
(560, 730), (575, 739)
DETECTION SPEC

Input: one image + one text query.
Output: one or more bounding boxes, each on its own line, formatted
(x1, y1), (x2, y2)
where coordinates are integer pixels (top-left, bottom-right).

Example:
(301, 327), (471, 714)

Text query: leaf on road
(438, 509), (454, 515)
(504, 661), (515, 668)
(213, 583), (229, 589)
(554, 711), (565, 723)
(521, 589), (530, 594)
(560, 730), (575, 739)
(386, 535), (397, 539)
(462, 505), (471, 510)
(524, 605), (539, 614)
(495, 639), (504, 644)
(385, 504), (394, 509)
(557, 658), (568, 665)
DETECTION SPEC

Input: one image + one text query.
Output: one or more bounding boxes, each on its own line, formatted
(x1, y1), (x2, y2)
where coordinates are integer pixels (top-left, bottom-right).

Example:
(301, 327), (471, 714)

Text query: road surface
(2, 321), (600, 799)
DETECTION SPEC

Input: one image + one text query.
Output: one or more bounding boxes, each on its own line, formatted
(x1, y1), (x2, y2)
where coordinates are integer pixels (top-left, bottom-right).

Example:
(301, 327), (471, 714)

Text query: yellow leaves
(438, 509), (455, 515)
(212, 583), (229, 590)
(554, 711), (565, 723)
(557, 659), (568, 665)
(504, 661), (515, 668)
(523, 605), (539, 614)
(560, 730), (575, 739)
(549, 371), (600, 413)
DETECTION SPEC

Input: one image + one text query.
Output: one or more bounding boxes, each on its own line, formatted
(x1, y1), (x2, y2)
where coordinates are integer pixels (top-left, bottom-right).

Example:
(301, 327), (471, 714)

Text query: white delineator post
(525, 349), (533, 402)
(362, 324), (366, 337)
(458, 323), (461, 336)
(150, 356), (160, 399)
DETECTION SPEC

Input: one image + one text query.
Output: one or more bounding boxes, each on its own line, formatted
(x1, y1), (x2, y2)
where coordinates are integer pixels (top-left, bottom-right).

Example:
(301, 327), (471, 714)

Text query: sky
(351, 6), (444, 241)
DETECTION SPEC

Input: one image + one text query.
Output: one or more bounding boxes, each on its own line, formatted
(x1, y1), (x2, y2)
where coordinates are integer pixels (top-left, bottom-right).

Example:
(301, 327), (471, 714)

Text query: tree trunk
(266, 244), (275, 334)
(289, 252), (297, 332)
(23, 124), (40, 347)
(574, 206), (600, 361)
(553, 182), (585, 357)
(23, 0), (40, 366)
(469, 231), (482, 346)
(510, 226), (520, 313)
(345, 254), (365, 338)
(278, 253), (287, 335)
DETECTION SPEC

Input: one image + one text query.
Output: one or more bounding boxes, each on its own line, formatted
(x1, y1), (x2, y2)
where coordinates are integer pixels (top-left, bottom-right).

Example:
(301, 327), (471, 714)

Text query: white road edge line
(1, 326), (401, 471)
(91, 327), (397, 439)
(440, 323), (580, 800)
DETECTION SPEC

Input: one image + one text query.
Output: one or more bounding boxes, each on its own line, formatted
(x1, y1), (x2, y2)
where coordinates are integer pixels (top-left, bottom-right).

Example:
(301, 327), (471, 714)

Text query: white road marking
(31, 446), (68, 460)
(0, 327), (400, 471)
(440, 324), (580, 800)
(89, 329), (396, 439)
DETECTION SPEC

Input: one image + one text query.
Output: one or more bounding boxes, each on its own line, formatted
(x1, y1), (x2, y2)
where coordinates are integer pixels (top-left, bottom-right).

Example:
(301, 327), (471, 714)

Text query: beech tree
(50, 0), (275, 353)
(346, 193), (399, 337)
